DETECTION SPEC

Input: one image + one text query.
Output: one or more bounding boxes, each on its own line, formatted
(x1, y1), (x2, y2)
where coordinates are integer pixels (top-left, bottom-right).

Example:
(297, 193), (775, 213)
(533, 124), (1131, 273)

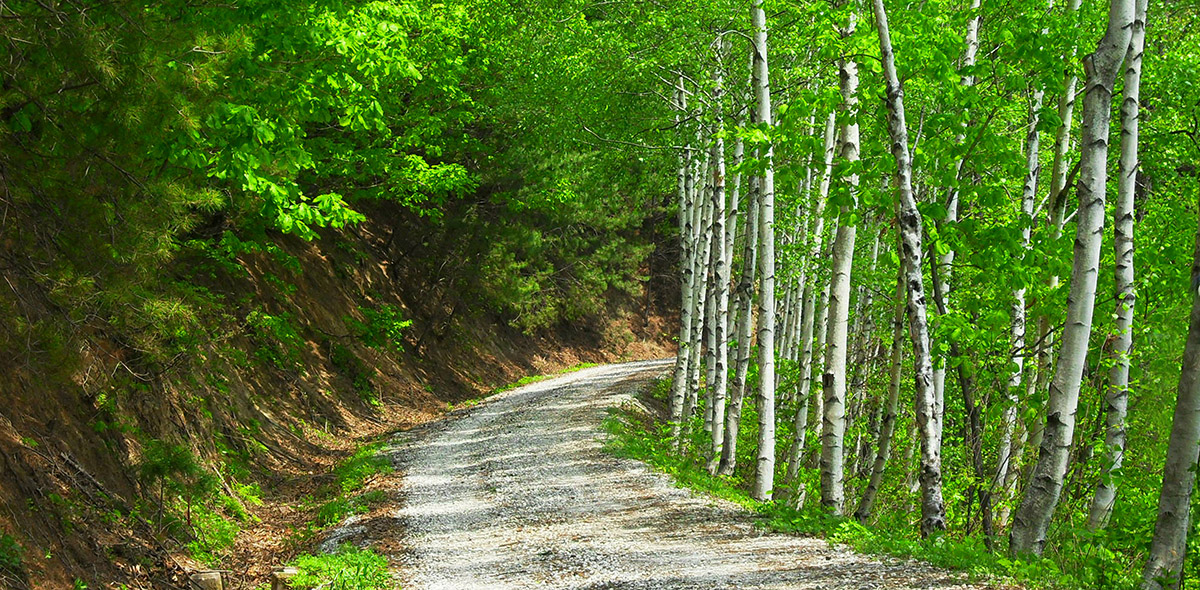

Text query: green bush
(347, 304), (411, 354)
(287, 544), (392, 590)
(0, 533), (23, 576)
(332, 443), (393, 494)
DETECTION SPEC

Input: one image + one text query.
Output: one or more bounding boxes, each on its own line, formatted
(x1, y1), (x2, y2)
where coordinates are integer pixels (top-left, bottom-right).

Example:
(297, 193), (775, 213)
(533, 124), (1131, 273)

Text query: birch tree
(751, 0), (778, 502)
(855, 255), (905, 522)
(785, 112), (837, 494)
(1087, 0), (1145, 530)
(707, 42), (732, 473)
(820, 6), (860, 515)
(871, 0), (945, 536)
(1010, 0), (1136, 556)
(1141, 214), (1200, 590)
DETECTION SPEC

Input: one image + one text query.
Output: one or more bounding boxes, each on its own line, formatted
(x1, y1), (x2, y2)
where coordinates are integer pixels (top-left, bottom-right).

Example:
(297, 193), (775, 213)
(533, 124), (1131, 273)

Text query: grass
(601, 396), (1137, 590)
(286, 544), (392, 590)
(447, 362), (604, 411)
(491, 362), (601, 395)
(283, 441), (397, 588)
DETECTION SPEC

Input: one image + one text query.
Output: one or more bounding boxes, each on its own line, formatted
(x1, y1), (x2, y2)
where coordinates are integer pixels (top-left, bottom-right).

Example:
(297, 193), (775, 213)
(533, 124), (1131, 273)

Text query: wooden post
(189, 570), (226, 590)
(272, 566), (299, 590)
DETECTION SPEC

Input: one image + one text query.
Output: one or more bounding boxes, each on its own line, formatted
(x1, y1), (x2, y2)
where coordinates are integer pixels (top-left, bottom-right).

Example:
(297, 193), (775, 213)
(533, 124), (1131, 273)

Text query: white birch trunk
(856, 257), (905, 522)
(784, 112), (837, 493)
(872, 0), (945, 536)
(1027, 0), (1083, 481)
(720, 161), (758, 476)
(996, 71), (1045, 525)
(1142, 214), (1200, 590)
(681, 151), (710, 444)
(1088, 0), (1144, 530)
(819, 10), (860, 515)
(1010, 0), (1135, 555)
(669, 81), (695, 440)
(751, 0), (778, 501)
(707, 46), (732, 472)
(931, 0), (981, 430)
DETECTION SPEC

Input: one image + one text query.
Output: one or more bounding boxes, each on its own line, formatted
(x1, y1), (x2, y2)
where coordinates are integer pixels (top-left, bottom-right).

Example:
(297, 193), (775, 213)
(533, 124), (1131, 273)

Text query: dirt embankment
(0, 201), (676, 589)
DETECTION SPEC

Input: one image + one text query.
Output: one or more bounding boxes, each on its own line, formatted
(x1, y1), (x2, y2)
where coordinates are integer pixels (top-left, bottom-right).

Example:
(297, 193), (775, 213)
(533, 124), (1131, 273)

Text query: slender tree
(784, 112), (837, 494)
(1087, 0), (1145, 530)
(668, 81), (695, 439)
(1142, 210), (1200, 590)
(871, 0), (945, 536)
(751, 0), (778, 502)
(856, 253), (905, 522)
(707, 41), (732, 473)
(1010, 0), (1136, 556)
(820, 5), (861, 515)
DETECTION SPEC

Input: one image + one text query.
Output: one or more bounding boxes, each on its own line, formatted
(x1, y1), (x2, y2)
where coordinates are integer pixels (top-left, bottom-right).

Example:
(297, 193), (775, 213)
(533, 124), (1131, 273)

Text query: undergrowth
(601, 381), (1141, 590)
(283, 441), (395, 588)
(286, 544), (392, 590)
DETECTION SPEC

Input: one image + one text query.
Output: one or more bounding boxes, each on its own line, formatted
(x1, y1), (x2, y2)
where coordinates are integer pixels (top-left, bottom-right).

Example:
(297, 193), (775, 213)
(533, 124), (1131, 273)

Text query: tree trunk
(681, 150), (710, 447)
(819, 9), (860, 515)
(669, 81), (695, 440)
(1009, 0), (1135, 556)
(1142, 209), (1200, 590)
(751, 0), (778, 502)
(996, 76), (1044, 532)
(856, 256), (905, 522)
(707, 45), (732, 473)
(784, 112), (838, 494)
(720, 162), (758, 476)
(931, 0), (981, 437)
(1026, 0), (1083, 487)
(871, 0), (945, 537)
(1088, 0), (1144, 531)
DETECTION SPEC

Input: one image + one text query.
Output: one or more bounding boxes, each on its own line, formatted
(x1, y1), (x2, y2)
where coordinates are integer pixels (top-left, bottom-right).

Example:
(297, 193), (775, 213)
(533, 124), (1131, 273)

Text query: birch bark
(784, 112), (837, 493)
(707, 45), (732, 473)
(1027, 0), (1084, 486)
(720, 167), (758, 476)
(871, 0), (945, 536)
(669, 82), (694, 440)
(856, 252), (905, 521)
(819, 8), (860, 515)
(751, 0), (778, 501)
(1142, 213), (1200, 590)
(1088, 0), (1145, 530)
(996, 80), (1043, 529)
(931, 0), (981, 433)
(1010, 0), (1135, 556)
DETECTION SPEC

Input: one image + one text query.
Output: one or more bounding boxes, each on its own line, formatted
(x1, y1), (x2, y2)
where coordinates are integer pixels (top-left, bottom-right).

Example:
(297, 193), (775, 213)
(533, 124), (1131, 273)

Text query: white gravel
(371, 359), (989, 589)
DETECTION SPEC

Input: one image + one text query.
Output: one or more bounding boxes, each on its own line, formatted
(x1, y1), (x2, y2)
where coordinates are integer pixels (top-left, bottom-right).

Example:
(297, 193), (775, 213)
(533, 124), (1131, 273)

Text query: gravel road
(376, 359), (988, 589)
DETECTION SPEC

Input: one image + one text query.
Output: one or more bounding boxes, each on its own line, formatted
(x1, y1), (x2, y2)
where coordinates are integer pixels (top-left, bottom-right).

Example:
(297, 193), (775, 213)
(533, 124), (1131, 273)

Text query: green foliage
(332, 442), (393, 495)
(0, 533), (23, 577)
(286, 544), (392, 590)
(185, 503), (241, 566)
(246, 309), (305, 370)
(137, 440), (243, 565)
(329, 343), (378, 405)
(604, 392), (1145, 590)
(316, 491), (388, 528)
(347, 304), (412, 353)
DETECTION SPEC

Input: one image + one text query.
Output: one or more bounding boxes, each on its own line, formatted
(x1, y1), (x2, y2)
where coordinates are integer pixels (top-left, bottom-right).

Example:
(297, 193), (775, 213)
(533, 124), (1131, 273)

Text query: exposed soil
(326, 360), (997, 590)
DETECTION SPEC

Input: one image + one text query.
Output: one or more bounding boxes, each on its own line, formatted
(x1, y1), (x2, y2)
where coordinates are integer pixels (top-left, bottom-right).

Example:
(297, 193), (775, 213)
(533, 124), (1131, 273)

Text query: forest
(1, 0), (1200, 588)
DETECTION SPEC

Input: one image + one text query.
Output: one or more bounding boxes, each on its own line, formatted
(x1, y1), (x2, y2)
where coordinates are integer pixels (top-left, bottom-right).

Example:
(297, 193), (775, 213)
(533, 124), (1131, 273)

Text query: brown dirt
(0, 200), (675, 589)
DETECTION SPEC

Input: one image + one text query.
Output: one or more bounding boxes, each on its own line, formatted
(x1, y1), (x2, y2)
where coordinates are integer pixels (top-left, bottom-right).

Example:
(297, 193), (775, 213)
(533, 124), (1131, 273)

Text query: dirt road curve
(378, 359), (987, 589)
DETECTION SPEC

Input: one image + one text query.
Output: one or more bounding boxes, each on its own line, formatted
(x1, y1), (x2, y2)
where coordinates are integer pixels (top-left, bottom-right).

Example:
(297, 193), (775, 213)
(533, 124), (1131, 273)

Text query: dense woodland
(657, 0), (1200, 589)
(3, 0), (1200, 588)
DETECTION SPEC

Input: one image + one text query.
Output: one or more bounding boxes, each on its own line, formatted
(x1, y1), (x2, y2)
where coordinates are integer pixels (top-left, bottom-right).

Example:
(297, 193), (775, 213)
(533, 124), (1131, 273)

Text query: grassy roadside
(275, 363), (604, 589)
(601, 379), (1138, 590)
(447, 362), (602, 411)
(278, 439), (396, 590)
